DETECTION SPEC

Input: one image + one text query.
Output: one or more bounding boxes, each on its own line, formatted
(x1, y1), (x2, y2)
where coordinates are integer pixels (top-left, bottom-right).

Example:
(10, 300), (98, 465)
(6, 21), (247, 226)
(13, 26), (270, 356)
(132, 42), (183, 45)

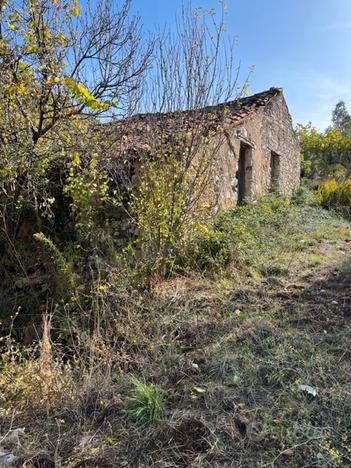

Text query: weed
(292, 185), (319, 206)
(33, 232), (75, 299)
(1, 197), (350, 466)
(185, 227), (231, 271)
(127, 378), (166, 425)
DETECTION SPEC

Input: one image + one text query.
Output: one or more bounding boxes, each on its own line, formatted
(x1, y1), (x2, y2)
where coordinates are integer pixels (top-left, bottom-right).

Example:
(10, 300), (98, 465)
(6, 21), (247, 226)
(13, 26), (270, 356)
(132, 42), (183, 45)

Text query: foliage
(181, 194), (324, 276)
(123, 0), (244, 276)
(0, 0), (144, 222)
(215, 195), (298, 273)
(0, 0), (152, 321)
(0, 200), (350, 466)
(0, 0), (241, 319)
(292, 185), (319, 206)
(318, 178), (351, 218)
(184, 192), (351, 276)
(332, 100), (351, 136)
(63, 150), (110, 233)
(297, 123), (351, 179)
(0, 338), (74, 410)
(130, 135), (216, 275)
(33, 232), (75, 299)
(185, 226), (231, 272)
(0, 0), (150, 221)
(127, 378), (166, 425)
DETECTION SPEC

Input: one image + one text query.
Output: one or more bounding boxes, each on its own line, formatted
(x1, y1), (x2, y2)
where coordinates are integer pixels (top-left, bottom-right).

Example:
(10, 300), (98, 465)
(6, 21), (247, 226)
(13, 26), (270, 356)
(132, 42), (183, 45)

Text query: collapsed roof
(109, 87), (283, 153)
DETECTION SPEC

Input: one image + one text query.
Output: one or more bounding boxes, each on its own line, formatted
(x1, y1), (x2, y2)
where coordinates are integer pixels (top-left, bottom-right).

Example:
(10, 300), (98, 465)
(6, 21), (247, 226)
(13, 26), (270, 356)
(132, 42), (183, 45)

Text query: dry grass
(0, 204), (351, 467)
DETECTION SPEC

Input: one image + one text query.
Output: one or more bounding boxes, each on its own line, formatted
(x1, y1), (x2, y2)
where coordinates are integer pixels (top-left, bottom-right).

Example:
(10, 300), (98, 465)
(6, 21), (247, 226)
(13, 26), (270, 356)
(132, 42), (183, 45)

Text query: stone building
(209, 87), (300, 208)
(113, 87), (300, 209)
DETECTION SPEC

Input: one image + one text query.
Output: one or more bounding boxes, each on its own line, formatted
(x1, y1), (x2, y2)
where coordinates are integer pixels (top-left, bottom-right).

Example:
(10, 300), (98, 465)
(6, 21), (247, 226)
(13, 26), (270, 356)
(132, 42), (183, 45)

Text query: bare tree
(146, 2), (240, 113)
(115, 2), (252, 270)
(0, 0), (154, 308)
(0, 0), (153, 144)
(0, 0), (154, 233)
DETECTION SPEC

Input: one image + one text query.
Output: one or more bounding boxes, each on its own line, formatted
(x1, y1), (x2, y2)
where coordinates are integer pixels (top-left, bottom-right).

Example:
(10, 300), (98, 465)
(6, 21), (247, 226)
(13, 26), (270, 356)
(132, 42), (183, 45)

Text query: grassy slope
(0, 202), (350, 467)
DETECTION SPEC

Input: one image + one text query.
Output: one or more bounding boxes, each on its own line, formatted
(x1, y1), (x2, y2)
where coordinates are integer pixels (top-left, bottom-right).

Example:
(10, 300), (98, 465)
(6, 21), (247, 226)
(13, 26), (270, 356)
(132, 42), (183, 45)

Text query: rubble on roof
(107, 88), (283, 154)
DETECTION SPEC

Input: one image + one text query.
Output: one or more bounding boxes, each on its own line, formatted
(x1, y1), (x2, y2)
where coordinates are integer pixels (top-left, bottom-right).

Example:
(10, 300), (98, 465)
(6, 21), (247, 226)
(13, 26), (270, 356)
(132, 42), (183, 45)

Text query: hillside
(0, 199), (350, 467)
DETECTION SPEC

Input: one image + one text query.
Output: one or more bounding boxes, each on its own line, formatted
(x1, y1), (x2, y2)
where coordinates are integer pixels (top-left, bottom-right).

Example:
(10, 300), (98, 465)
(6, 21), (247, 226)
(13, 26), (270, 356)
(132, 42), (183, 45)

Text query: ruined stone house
(112, 87), (300, 209)
(210, 87), (300, 207)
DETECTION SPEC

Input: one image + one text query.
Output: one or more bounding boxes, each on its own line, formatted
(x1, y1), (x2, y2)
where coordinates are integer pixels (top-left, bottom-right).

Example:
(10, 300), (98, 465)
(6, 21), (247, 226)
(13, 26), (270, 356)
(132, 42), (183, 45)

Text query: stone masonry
(111, 87), (300, 210)
(211, 88), (300, 208)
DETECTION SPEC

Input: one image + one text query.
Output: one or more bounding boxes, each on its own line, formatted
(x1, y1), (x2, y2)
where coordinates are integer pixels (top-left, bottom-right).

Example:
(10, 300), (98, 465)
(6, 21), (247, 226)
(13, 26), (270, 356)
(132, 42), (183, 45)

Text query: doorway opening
(237, 143), (251, 204)
(270, 151), (280, 190)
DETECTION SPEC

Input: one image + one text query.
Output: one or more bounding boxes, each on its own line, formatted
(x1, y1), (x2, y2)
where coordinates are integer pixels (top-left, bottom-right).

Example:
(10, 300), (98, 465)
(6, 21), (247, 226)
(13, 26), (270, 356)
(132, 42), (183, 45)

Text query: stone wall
(260, 93), (300, 196)
(111, 90), (300, 214)
(214, 93), (300, 209)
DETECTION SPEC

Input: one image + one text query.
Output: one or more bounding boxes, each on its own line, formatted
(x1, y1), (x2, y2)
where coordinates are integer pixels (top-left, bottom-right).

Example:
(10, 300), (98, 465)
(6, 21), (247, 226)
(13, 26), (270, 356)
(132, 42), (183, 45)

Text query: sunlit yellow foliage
(297, 123), (351, 178)
(6, 81), (27, 95)
(63, 151), (110, 231)
(72, 0), (80, 16)
(318, 178), (351, 216)
(65, 77), (109, 111)
(131, 136), (215, 273)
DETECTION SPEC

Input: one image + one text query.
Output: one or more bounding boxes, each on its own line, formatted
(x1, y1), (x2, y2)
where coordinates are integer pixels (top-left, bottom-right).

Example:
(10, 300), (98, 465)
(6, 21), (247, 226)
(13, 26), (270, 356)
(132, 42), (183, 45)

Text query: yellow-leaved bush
(130, 136), (216, 274)
(318, 178), (351, 217)
(297, 123), (351, 179)
(65, 78), (110, 111)
(63, 151), (110, 232)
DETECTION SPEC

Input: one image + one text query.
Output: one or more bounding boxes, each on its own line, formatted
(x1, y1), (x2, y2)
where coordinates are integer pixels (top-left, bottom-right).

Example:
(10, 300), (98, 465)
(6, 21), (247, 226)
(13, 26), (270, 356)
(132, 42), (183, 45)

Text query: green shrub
(185, 227), (231, 271)
(127, 379), (166, 425)
(129, 137), (215, 277)
(325, 163), (349, 181)
(214, 195), (302, 275)
(181, 194), (299, 275)
(33, 232), (75, 300)
(216, 195), (293, 243)
(175, 192), (347, 277)
(292, 185), (319, 206)
(318, 178), (351, 218)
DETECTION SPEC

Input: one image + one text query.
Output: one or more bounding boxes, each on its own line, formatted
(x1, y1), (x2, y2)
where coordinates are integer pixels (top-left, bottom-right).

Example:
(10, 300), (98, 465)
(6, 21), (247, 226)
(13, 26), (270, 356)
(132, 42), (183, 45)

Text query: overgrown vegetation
(1, 1), (350, 466)
(298, 124), (351, 180)
(298, 100), (351, 180)
(297, 100), (351, 219)
(0, 196), (350, 466)
(127, 379), (166, 425)
(318, 178), (351, 219)
(0, 0), (241, 318)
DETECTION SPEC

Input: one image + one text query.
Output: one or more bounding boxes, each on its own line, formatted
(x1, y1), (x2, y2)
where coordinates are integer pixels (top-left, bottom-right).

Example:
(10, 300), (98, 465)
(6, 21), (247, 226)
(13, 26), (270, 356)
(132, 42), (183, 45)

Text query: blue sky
(132, 0), (351, 130)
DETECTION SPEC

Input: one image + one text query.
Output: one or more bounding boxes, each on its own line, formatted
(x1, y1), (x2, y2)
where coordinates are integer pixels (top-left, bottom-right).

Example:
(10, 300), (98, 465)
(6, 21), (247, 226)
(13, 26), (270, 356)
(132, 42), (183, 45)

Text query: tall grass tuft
(127, 378), (166, 425)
